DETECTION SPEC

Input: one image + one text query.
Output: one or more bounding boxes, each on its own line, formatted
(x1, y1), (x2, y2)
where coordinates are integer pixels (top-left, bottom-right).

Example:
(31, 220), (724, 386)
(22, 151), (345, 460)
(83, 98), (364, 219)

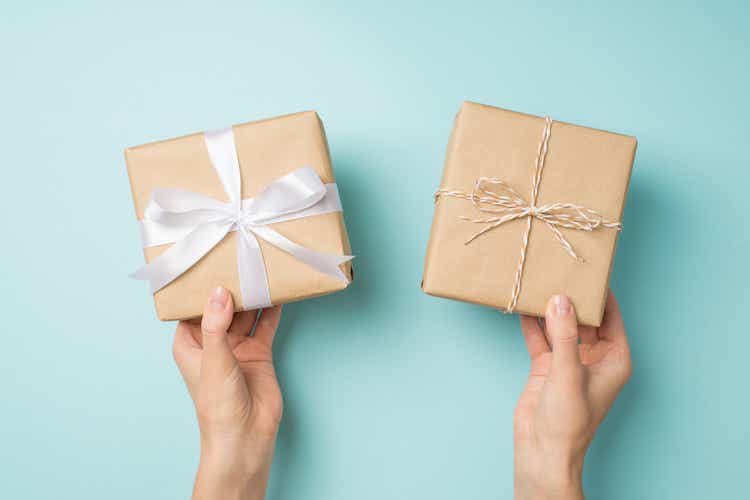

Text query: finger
(228, 310), (259, 337)
(599, 291), (628, 345)
(200, 286), (237, 384)
(579, 325), (598, 345)
(545, 294), (582, 374)
(190, 310), (256, 348)
(179, 318), (203, 347)
(253, 305), (283, 347)
(173, 324), (201, 390)
(227, 310), (260, 349)
(520, 315), (550, 359)
(175, 322), (201, 350)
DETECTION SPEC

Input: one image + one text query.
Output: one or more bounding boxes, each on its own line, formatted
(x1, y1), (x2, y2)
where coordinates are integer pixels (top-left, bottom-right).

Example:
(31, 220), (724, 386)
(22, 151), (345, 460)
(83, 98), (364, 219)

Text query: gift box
(422, 102), (636, 327)
(126, 111), (353, 320)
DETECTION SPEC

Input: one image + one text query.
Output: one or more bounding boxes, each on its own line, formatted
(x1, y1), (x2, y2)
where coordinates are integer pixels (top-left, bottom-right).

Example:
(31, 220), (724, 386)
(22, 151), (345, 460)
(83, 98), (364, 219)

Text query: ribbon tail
(236, 227), (273, 310)
(130, 222), (233, 293)
(545, 222), (584, 262)
(249, 225), (353, 283)
(139, 218), (196, 247)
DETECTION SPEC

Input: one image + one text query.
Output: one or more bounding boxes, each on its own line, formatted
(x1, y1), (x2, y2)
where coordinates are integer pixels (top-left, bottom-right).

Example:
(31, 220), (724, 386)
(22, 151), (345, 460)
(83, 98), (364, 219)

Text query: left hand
(173, 286), (283, 500)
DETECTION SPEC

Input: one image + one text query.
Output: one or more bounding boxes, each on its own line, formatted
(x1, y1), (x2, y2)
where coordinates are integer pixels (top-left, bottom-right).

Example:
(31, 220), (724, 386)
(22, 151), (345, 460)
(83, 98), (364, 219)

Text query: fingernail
(554, 294), (571, 316)
(209, 286), (228, 311)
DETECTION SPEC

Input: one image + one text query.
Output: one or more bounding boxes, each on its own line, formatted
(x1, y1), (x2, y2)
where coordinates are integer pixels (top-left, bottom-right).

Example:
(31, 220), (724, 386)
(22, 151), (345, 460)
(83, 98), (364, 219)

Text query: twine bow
(435, 117), (622, 313)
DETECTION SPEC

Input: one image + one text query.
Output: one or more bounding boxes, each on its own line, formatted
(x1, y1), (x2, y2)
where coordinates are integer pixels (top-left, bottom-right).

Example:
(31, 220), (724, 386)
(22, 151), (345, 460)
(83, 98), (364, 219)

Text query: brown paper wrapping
(125, 111), (353, 321)
(422, 102), (636, 327)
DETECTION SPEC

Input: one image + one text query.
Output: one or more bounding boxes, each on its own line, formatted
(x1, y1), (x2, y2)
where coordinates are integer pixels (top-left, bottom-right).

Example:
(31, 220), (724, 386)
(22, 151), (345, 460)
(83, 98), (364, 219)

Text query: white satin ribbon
(130, 127), (353, 310)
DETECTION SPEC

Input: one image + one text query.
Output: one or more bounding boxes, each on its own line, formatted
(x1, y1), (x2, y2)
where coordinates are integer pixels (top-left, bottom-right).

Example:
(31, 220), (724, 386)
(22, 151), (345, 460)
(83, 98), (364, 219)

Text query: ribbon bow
(131, 127), (353, 310)
(435, 117), (621, 312)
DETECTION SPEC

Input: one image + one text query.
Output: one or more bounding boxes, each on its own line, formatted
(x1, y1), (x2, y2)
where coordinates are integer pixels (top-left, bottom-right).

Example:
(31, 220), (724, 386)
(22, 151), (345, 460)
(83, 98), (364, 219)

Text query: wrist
(193, 458), (256, 500)
(201, 434), (277, 477)
(514, 448), (584, 500)
(194, 436), (277, 500)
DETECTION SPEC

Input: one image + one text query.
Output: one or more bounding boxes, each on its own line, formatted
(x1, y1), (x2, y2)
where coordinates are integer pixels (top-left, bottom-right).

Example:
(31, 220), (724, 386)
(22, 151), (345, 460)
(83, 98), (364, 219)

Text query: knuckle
(612, 346), (633, 382)
(620, 358), (634, 382)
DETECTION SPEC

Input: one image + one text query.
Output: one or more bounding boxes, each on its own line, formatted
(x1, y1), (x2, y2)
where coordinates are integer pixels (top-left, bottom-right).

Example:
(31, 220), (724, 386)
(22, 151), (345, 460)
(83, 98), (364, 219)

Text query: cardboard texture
(422, 102), (636, 327)
(126, 111), (353, 321)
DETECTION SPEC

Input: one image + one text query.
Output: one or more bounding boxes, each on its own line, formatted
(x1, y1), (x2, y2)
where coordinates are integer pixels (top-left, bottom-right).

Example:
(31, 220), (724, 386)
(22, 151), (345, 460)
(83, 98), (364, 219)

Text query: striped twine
(434, 117), (622, 313)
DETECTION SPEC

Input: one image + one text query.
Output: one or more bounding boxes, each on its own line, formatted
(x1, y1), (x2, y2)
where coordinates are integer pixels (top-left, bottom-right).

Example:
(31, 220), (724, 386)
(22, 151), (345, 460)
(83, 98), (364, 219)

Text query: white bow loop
(242, 167), (327, 225)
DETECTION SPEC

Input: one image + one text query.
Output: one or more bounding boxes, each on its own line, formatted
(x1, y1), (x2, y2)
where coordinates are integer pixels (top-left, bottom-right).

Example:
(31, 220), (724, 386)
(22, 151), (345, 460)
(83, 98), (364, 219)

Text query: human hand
(173, 286), (283, 500)
(514, 292), (632, 500)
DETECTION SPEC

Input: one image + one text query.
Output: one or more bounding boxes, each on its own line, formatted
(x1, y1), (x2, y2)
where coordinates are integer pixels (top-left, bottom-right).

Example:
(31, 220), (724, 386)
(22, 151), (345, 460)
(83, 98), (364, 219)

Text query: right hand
(514, 292), (632, 500)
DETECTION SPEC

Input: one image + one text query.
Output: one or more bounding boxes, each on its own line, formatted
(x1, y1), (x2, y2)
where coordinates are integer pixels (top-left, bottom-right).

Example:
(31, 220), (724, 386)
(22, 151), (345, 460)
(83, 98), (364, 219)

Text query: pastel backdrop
(1, 1), (747, 499)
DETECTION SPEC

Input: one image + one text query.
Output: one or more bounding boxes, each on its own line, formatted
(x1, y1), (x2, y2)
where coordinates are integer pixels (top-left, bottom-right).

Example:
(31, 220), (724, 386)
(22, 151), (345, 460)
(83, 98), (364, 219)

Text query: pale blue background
(1, 1), (748, 498)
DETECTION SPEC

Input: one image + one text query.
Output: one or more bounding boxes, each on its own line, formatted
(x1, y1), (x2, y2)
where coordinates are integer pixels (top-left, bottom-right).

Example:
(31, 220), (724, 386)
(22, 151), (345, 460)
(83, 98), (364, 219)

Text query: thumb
(545, 294), (581, 375)
(200, 286), (237, 384)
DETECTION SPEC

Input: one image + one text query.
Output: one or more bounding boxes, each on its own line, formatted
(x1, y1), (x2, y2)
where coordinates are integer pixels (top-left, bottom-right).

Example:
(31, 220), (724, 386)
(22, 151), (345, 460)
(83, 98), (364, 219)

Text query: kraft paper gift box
(126, 111), (353, 321)
(422, 102), (636, 327)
